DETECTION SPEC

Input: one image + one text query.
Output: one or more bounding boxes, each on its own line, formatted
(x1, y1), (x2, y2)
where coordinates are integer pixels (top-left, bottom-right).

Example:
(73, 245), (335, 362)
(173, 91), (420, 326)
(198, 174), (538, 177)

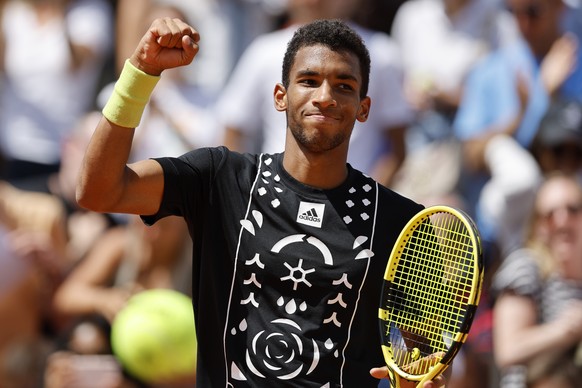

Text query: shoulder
(155, 147), (259, 176)
(378, 184), (423, 210)
(376, 181), (425, 227)
(492, 248), (543, 297)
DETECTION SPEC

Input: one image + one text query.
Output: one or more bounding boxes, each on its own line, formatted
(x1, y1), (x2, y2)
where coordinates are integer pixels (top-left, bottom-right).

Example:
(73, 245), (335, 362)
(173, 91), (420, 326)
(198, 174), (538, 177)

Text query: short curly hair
(282, 19), (371, 99)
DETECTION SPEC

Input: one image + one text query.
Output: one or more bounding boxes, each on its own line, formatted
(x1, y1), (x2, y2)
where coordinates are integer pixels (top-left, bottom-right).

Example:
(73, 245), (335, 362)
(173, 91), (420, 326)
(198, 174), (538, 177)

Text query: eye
(339, 83), (355, 91)
(299, 78), (318, 86)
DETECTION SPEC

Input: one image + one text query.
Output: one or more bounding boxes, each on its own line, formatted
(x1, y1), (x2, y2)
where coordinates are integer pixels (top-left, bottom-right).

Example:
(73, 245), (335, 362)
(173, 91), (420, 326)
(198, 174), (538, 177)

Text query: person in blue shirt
(453, 0), (581, 255)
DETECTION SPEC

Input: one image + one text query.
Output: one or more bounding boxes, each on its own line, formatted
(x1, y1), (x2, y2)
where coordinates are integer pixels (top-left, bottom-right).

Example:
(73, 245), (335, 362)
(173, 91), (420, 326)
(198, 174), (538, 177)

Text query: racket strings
(385, 212), (476, 374)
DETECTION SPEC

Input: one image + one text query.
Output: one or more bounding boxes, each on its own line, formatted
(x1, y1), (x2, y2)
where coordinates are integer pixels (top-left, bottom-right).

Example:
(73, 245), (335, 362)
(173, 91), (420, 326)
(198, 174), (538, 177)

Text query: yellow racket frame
(378, 205), (484, 387)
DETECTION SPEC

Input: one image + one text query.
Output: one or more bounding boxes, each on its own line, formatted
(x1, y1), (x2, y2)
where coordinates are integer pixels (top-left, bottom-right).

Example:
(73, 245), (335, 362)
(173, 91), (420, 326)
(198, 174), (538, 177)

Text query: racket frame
(378, 205), (484, 386)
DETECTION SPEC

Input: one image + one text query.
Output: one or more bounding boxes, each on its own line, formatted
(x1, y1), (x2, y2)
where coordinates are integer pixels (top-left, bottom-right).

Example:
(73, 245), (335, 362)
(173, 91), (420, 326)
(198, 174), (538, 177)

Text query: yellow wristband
(102, 59), (160, 128)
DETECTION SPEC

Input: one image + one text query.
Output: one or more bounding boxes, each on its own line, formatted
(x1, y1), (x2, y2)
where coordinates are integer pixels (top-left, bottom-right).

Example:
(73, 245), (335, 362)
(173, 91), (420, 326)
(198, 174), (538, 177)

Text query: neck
(282, 145), (349, 190)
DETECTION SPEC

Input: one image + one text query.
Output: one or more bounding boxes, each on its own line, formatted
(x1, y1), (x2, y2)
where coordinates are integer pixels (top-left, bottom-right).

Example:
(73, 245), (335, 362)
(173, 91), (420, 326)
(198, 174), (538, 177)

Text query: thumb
(181, 35), (199, 64)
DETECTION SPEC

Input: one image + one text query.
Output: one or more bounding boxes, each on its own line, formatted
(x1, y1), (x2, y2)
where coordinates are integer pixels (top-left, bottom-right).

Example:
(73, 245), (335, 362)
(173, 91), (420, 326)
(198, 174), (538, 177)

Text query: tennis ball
(111, 289), (197, 383)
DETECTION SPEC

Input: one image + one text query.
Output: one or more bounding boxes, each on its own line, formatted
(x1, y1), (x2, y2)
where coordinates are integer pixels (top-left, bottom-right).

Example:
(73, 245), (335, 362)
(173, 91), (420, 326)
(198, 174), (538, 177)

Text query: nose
(312, 81), (336, 108)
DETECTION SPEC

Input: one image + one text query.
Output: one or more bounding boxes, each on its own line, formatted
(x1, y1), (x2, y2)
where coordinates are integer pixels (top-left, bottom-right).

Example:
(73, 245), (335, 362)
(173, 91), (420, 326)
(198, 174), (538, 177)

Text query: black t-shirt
(142, 147), (423, 387)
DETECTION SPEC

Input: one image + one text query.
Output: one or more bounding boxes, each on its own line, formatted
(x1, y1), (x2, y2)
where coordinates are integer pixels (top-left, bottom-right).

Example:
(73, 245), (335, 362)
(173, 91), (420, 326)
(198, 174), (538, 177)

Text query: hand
(129, 17), (200, 76)
(97, 285), (143, 322)
(370, 366), (448, 388)
(540, 33), (578, 97)
(370, 352), (450, 388)
(554, 300), (582, 344)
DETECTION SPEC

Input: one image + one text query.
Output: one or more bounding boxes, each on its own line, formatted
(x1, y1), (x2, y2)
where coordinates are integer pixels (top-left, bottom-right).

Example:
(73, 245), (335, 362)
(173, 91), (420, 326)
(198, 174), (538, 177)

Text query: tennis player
(77, 16), (447, 387)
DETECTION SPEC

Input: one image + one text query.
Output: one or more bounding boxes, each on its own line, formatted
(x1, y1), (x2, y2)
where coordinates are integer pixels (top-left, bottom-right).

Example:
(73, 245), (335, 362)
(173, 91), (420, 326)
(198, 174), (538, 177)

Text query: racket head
(378, 205), (484, 384)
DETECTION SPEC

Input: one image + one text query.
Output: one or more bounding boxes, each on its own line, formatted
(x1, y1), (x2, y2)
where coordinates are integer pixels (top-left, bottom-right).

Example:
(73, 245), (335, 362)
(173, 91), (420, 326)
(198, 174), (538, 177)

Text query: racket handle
(387, 368), (400, 388)
(418, 373), (447, 388)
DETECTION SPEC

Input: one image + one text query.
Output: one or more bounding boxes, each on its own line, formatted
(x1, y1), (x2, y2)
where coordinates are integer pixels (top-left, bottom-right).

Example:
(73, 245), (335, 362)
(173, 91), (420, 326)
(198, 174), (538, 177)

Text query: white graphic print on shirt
(225, 155), (378, 386)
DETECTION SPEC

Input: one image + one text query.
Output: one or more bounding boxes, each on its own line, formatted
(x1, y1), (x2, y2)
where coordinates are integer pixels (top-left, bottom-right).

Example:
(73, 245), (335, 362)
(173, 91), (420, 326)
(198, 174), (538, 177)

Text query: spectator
(43, 111), (119, 267)
(392, 0), (518, 147)
(452, 0), (580, 255)
(0, 0), (113, 191)
(389, 0), (519, 205)
(0, 180), (69, 386)
(216, 0), (414, 187)
(492, 173), (582, 387)
(50, 215), (192, 385)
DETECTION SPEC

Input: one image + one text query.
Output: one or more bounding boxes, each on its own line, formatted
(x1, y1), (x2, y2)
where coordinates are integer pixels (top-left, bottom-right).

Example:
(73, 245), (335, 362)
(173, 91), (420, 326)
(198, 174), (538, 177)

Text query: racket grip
(387, 368), (400, 388)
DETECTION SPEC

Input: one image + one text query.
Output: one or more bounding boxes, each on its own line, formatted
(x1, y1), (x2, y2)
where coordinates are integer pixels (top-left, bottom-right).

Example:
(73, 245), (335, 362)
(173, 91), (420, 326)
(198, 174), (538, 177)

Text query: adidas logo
(297, 202), (325, 228)
(299, 208), (320, 222)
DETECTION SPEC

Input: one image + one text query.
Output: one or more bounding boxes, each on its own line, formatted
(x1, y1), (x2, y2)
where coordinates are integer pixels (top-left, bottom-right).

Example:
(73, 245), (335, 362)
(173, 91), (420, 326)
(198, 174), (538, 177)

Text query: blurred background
(0, 0), (581, 387)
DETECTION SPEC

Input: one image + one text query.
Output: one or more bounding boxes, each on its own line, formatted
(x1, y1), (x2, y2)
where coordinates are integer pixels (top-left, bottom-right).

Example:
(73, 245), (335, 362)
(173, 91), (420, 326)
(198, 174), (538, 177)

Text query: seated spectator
(0, 0), (113, 190)
(453, 0), (580, 256)
(0, 180), (69, 386)
(492, 173), (582, 387)
(50, 215), (192, 385)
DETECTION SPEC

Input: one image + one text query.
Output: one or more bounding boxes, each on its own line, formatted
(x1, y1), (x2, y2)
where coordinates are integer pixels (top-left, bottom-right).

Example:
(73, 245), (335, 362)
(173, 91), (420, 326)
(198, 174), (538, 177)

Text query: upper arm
(116, 159), (166, 216)
(492, 292), (537, 362)
(76, 156), (165, 216)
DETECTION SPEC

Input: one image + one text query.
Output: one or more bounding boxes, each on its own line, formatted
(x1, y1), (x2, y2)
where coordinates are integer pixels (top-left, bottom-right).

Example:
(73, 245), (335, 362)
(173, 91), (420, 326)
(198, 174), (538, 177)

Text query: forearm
(463, 94), (527, 174)
(54, 283), (129, 321)
(493, 295), (580, 368)
(495, 320), (577, 367)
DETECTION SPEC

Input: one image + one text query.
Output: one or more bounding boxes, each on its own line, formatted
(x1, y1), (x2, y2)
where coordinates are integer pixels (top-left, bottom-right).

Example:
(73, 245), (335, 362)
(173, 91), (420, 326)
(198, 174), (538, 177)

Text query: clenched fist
(129, 17), (200, 76)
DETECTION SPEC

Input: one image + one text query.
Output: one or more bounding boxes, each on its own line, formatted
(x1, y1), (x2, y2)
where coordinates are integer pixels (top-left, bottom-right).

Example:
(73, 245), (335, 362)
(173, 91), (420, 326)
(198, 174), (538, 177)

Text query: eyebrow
(296, 69), (359, 83)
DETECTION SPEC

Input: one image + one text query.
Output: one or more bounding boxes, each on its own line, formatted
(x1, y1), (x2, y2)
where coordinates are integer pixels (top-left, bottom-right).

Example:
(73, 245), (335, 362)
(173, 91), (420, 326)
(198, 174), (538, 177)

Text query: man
(216, 0), (413, 188)
(77, 17), (446, 387)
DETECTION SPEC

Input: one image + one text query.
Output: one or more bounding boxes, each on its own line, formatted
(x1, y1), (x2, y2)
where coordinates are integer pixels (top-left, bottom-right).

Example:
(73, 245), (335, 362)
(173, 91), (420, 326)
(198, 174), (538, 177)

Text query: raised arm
(76, 17), (200, 215)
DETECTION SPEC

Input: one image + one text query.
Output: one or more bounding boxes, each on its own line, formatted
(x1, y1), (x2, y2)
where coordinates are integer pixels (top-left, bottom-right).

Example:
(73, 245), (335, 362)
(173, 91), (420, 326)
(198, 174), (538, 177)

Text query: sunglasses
(506, 3), (545, 19)
(539, 203), (582, 222)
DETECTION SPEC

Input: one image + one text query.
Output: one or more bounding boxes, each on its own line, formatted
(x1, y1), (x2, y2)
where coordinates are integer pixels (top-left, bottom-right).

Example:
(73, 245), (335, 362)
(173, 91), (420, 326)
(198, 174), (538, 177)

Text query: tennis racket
(378, 205), (484, 387)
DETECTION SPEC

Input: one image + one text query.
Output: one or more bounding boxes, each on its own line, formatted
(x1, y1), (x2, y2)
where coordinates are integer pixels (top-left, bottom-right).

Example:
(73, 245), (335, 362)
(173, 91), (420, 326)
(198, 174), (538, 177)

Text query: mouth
(305, 111), (339, 121)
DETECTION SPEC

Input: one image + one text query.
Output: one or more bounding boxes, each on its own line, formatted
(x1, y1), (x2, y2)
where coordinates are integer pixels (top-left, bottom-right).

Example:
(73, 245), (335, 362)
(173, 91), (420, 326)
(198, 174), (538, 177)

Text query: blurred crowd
(0, 0), (581, 387)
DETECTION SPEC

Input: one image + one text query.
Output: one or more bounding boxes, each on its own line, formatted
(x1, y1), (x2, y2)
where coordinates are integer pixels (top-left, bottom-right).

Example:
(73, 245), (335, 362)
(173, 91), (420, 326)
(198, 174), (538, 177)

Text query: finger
(369, 367), (389, 379)
(174, 18), (200, 44)
(433, 373), (447, 387)
(421, 373), (446, 388)
(155, 18), (199, 49)
(402, 351), (445, 373)
(155, 18), (182, 48)
(181, 35), (199, 63)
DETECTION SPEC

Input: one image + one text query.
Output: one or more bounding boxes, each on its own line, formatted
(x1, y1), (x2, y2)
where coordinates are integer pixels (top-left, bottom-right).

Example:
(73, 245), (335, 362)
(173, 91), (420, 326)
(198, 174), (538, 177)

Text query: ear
(356, 96), (371, 123)
(274, 83), (287, 112)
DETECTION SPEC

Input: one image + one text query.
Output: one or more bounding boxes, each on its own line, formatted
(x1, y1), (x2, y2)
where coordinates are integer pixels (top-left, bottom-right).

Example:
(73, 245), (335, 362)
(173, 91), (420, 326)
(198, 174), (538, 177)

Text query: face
(534, 176), (582, 267)
(505, 0), (563, 55)
(274, 44), (370, 154)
